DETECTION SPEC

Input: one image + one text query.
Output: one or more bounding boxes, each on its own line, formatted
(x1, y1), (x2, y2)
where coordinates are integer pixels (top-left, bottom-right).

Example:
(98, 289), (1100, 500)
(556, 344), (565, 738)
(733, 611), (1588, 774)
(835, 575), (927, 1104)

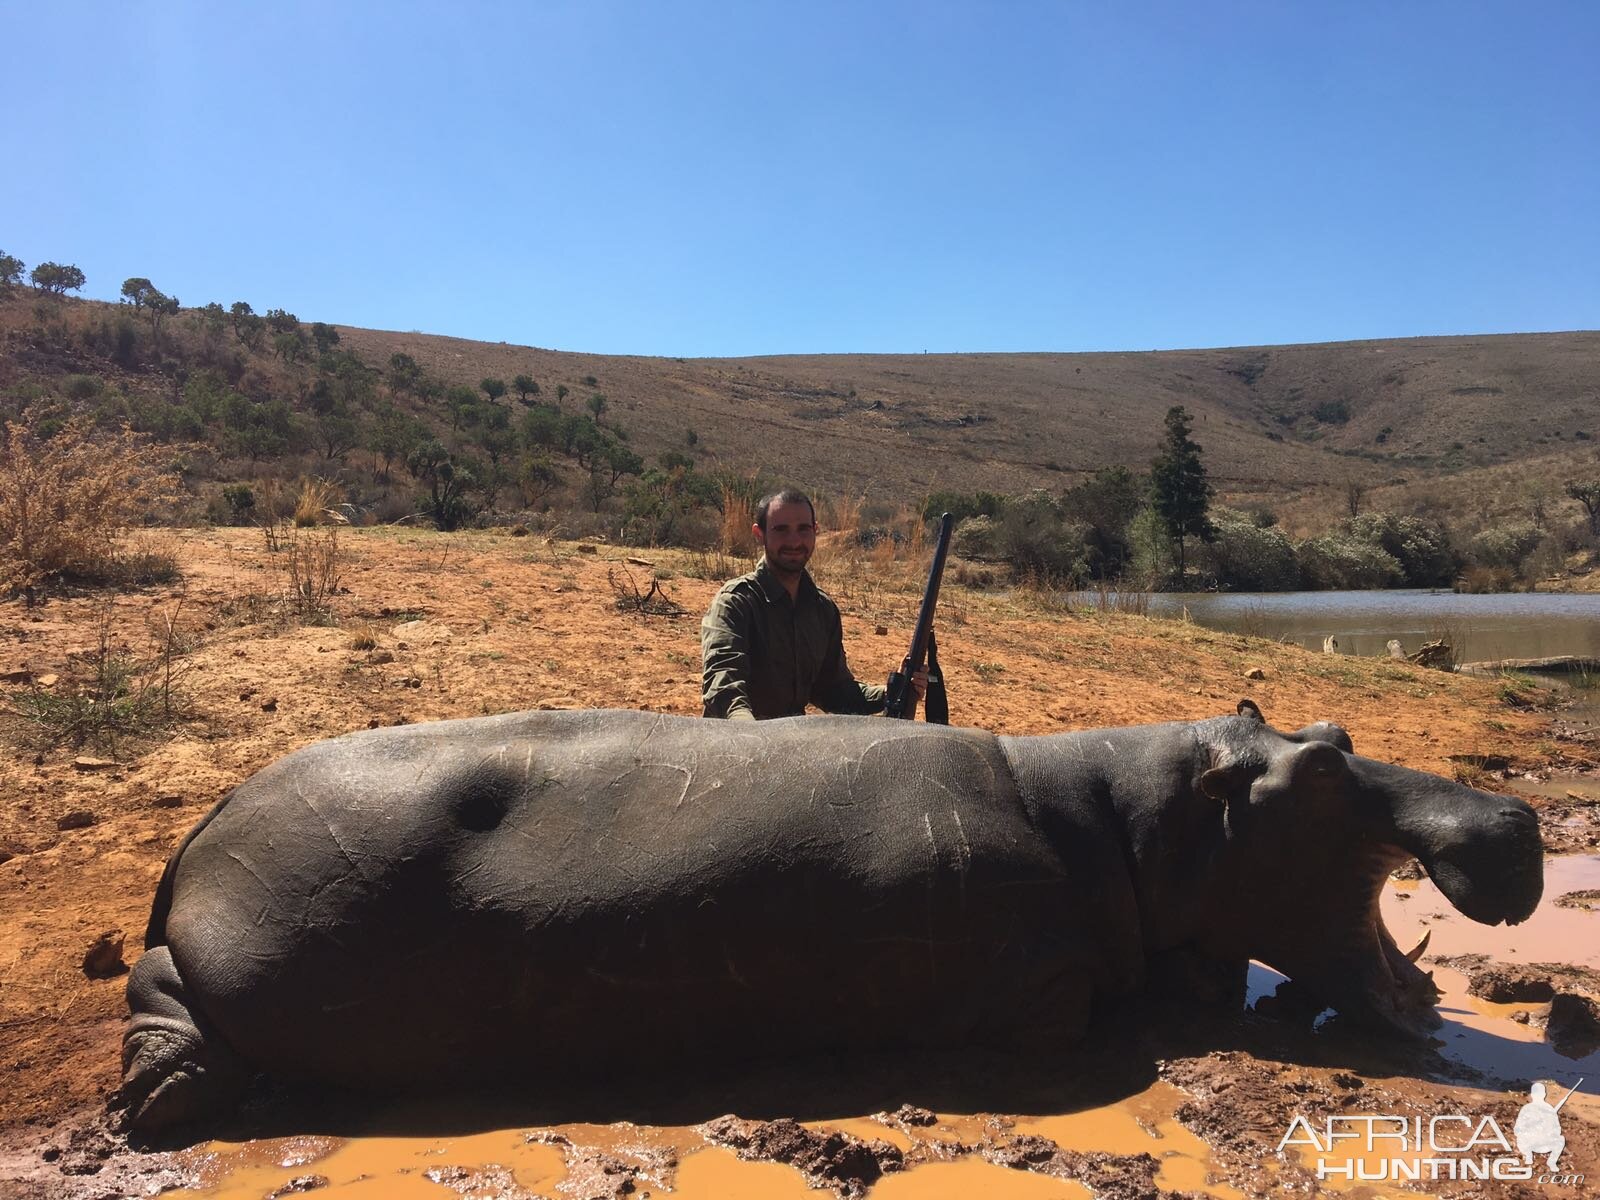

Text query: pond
(1133, 590), (1600, 663)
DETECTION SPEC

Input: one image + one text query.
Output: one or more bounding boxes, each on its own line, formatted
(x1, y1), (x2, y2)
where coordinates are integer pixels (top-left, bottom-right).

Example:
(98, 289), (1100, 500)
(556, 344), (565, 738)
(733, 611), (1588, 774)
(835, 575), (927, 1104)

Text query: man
(701, 489), (925, 720)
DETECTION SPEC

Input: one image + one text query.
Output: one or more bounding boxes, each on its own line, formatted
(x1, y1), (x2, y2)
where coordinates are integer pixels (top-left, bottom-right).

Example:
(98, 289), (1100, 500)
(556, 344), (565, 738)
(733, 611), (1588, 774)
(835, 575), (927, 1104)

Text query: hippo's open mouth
(1279, 807), (1544, 1040)
(1323, 845), (1453, 1039)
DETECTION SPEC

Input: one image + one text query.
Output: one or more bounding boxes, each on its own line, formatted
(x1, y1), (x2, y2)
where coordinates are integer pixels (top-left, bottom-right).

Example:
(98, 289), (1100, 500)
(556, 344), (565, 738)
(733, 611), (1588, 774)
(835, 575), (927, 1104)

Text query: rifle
(884, 512), (953, 721)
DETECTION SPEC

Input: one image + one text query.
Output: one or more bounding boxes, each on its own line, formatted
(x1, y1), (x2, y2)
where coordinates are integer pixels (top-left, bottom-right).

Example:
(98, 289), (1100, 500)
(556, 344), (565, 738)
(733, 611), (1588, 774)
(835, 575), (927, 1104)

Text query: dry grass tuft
(717, 485), (753, 555)
(347, 624), (378, 651)
(0, 415), (182, 594)
(293, 477), (343, 527)
(819, 493), (864, 540)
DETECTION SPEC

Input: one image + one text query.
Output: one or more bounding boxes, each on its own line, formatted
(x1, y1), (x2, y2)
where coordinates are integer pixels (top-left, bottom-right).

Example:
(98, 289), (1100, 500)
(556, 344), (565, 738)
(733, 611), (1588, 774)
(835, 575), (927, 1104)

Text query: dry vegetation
(0, 416), (181, 594)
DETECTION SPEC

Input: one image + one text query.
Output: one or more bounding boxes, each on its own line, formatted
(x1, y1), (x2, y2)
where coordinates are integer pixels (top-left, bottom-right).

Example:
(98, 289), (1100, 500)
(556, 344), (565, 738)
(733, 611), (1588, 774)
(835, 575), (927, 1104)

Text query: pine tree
(1150, 405), (1212, 582)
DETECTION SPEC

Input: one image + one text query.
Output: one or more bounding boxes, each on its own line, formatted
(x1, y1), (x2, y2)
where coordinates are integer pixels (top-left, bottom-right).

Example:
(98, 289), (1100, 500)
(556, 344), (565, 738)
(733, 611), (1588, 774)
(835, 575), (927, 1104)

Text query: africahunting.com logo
(1278, 1079), (1585, 1187)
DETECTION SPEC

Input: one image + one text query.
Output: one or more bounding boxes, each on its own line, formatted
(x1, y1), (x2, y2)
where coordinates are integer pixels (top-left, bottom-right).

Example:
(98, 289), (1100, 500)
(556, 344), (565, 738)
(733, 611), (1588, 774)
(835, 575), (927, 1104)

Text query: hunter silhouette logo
(1279, 1078), (1585, 1187)
(1515, 1080), (1579, 1170)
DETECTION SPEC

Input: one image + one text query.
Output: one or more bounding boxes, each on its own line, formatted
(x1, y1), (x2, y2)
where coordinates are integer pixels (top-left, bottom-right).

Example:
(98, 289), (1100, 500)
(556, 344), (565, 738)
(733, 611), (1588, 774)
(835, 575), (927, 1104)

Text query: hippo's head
(1195, 702), (1543, 1037)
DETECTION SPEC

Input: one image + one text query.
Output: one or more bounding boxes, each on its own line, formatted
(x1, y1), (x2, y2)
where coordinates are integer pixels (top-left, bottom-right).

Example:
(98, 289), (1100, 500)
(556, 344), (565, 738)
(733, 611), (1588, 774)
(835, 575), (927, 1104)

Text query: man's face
(756, 499), (816, 574)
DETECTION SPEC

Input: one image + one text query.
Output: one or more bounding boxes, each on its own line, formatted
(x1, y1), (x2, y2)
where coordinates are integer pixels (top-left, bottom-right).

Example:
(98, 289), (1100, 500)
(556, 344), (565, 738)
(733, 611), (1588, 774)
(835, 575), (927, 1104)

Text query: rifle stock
(884, 512), (954, 720)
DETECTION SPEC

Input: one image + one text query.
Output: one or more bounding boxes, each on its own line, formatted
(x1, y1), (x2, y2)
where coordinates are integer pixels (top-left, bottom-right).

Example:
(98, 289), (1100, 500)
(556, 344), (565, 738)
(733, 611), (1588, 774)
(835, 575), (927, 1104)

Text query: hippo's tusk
(1405, 930), (1431, 963)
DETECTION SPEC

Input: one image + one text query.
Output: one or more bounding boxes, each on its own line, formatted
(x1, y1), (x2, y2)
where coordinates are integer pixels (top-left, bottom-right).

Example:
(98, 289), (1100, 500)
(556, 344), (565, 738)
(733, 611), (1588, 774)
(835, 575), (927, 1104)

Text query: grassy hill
(335, 324), (1600, 507)
(1, 287), (1596, 551)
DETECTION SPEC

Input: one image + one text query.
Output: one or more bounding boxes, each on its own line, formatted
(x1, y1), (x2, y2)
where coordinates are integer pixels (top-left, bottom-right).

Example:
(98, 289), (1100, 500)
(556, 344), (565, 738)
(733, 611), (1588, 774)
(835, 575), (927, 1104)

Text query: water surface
(1137, 590), (1600, 662)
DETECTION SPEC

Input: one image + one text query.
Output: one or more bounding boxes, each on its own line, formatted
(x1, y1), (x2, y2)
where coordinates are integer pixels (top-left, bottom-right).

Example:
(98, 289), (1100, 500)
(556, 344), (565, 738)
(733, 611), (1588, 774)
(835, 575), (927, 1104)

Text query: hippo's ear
(1237, 698), (1265, 723)
(1200, 761), (1256, 804)
(1289, 739), (1349, 782)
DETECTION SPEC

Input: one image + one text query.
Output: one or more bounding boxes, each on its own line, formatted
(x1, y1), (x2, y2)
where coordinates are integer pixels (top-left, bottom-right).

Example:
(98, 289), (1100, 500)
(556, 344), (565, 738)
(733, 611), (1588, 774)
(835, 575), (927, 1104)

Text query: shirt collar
(754, 556), (815, 604)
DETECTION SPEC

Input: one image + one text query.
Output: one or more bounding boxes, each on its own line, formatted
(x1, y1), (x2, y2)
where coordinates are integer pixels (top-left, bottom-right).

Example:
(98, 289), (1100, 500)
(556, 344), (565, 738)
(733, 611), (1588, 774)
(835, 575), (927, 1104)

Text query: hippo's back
(163, 710), (1090, 1082)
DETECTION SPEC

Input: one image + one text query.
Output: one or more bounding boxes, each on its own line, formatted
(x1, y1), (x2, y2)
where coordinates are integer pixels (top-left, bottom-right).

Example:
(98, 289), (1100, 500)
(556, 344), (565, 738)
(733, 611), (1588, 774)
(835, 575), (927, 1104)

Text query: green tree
(513, 374), (540, 405)
(121, 277), (155, 309)
(407, 440), (478, 531)
(475, 404), (515, 468)
(517, 453), (561, 508)
(265, 308), (300, 336)
(555, 384), (569, 407)
(305, 356), (373, 461)
(587, 392), (608, 423)
(310, 322), (340, 355)
(367, 403), (423, 481)
(145, 290), (180, 342)
(230, 301), (265, 350)
(623, 460), (720, 544)
(1149, 405), (1212, 581)
(387, 352), (423, 396)
(0, 251), (24, 290)
(518, 403), (562, 451)
(446, 384), (481, 431)
(1060, 466), (1144, 578)
(586, 440), (644, 512)
(480, 377), (507, 405)
(273, 330), (306, 362)
(1566, 480), (1600, 537)
(30, 262), (86, 295)
(195, 302), (228, 343)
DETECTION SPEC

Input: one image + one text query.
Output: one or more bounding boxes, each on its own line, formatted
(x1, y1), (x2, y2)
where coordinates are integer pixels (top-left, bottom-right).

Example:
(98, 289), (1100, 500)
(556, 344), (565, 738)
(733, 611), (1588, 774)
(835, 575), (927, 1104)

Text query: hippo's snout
(1408, 793), (1543, 928)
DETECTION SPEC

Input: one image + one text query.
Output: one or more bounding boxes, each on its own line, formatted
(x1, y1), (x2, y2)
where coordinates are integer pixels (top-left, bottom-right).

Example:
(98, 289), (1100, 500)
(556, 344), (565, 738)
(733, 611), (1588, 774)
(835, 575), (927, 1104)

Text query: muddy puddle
(93, 859), (1600, 1199)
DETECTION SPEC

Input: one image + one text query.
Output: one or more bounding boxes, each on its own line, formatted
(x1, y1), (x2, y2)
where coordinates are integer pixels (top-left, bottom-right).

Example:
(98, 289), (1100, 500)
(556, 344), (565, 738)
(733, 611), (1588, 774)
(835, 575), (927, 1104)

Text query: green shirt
(701, 559), (886, 720)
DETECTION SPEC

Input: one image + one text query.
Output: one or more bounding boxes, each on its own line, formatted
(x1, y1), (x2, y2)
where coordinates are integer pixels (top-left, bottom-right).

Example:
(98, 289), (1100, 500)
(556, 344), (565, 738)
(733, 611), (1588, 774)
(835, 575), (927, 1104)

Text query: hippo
(118, 704), (1543, 1132)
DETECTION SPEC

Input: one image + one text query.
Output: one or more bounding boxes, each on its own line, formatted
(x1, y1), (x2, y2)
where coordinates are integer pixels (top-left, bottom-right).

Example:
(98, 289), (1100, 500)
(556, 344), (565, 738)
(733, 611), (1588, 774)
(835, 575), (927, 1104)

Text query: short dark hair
(754, 489), (816, 530)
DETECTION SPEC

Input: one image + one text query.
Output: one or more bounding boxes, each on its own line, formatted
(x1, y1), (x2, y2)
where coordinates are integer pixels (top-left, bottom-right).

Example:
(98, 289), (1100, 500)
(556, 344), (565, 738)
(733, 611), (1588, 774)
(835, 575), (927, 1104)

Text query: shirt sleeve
(813, 605), (887, 715)
(701, 588), (757, 720)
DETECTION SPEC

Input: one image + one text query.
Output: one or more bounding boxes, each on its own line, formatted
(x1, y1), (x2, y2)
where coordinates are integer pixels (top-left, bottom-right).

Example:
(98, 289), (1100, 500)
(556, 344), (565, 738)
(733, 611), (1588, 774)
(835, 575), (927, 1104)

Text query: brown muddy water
(161, 858), (1600, 1200)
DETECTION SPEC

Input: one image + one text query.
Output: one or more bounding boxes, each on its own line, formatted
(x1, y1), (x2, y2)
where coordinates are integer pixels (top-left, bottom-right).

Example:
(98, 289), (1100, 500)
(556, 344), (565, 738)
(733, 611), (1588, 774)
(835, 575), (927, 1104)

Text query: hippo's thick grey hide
(120, 708), (1542, 1132)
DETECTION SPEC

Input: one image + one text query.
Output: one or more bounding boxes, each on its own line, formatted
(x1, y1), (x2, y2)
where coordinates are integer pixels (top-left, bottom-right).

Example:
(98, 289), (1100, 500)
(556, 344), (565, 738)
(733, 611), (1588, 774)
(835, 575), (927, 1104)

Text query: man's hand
(911, 667), (928, 702)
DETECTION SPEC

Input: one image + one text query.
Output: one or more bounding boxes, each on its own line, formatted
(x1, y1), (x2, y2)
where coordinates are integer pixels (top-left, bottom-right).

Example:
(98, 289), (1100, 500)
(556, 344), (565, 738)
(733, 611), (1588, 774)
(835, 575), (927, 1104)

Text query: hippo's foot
(114, 946), (246, 1136)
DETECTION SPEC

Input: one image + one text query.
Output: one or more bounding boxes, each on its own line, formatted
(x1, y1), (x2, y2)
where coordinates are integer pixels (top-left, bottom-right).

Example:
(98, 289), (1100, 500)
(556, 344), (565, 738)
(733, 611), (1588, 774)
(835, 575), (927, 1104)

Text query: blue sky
(3, 2), (1596, 356)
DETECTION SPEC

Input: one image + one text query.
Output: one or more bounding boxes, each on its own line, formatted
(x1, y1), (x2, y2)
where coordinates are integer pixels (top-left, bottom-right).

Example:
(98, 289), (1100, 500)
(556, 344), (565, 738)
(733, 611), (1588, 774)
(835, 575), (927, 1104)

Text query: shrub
(1346, 512), (1458, 587)
(1198, 508), (1299, 591)
(222, 483), (256, 523)
(952, 514), (1004, 561)
(995, 491), (1089, 582)
(63, 375), (103, 402)
(1466, 521), (1543, 575)
(0, 415), (181, 593)
(1296, 532), (1403, 589)
(922, 490), (1005, 526)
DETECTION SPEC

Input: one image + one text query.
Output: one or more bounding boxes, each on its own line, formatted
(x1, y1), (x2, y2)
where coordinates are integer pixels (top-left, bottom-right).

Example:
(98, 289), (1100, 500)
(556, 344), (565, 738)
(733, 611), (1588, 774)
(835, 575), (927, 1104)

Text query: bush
(1198, 508), (1299, 591)
(1466, 521), (1543, 575)
(995, 491), (1089, 582)
(1296, 532), (1403, 589)
(952, 514), (1004, 561)
(0, 415), (181, 593)
(222, 483), (256, 524)
(1346, 512), (1458, 587)
(63, 374), (103, 402)
(922, 490), (1005, 526)
(1059, 466), (1143, 578)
